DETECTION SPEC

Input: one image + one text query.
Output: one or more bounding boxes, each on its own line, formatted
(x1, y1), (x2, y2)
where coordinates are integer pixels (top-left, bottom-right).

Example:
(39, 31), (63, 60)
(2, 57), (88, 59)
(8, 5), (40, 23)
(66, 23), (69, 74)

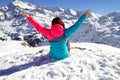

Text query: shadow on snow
(0, 54), (57, 76)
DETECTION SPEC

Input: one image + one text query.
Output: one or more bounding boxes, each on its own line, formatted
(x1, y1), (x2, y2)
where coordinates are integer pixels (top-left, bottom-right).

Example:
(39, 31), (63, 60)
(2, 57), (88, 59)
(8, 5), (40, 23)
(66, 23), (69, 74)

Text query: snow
(65, 9), (77, 16)
(0, 0), (120, 48)
(0, 12), (5, 21)
(0, 1), (120, 80)
(0, 41), (120, 80)
(13, 0), (36, 9)
(0, 41), (31, 57)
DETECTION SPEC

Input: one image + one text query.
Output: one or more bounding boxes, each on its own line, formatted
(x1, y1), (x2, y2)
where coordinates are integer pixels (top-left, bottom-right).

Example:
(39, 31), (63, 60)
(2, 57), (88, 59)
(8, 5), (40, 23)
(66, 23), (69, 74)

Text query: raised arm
(22, 12), (64, 41)
(65, 9), (91, 37)
(22, 11), (50, 38)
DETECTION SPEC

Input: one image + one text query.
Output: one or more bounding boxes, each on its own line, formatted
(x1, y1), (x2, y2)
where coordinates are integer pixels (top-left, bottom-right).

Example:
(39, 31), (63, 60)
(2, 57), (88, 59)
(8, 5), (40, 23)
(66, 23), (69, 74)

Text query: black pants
(67, 40), (70, 52)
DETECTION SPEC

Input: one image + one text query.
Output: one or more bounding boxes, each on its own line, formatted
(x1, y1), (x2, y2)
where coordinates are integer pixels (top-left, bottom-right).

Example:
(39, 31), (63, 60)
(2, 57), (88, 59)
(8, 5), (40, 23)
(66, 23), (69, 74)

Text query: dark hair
(52, 17), (65, 29)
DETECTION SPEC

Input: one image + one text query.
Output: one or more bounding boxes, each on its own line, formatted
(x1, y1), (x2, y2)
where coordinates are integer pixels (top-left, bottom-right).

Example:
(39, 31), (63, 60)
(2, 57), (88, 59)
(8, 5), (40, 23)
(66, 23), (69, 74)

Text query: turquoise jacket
(49, 15), (86, 60)
(28, 15), (86, 60)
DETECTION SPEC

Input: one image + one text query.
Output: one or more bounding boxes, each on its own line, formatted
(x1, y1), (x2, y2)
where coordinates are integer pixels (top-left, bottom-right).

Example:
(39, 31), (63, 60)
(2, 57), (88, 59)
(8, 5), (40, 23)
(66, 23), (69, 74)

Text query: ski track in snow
(0, 42), (120, 80)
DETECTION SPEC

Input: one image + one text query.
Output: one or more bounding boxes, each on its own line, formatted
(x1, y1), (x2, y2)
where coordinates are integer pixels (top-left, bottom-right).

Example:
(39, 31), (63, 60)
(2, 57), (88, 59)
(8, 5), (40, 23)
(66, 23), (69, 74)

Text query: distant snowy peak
(107, 12), (120, 16)
(1, 0), (103, 22)
(13, 0), (36, 9)
(90, 12), (102, 19)
(107, 12), (120, 22)
(12, 0), (100, 18)
(64, 9), (77, 16)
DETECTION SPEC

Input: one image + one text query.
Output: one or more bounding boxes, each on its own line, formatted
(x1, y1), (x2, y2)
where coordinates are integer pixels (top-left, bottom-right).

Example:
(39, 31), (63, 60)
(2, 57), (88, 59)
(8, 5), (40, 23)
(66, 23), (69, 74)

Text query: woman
(22, 10), (91, 60)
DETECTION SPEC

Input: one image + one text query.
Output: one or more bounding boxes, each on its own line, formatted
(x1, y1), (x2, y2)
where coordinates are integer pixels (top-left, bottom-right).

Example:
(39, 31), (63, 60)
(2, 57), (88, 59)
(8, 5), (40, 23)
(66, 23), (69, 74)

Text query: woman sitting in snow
(22, 9), (91, 60)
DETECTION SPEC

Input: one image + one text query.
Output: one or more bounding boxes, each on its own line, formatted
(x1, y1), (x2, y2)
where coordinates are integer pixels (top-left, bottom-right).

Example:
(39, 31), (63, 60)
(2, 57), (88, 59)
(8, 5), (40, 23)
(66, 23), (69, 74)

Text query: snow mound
(0, 41), (31, 57)
(0, 0), (120, 48)
(0, 41), (120, 80)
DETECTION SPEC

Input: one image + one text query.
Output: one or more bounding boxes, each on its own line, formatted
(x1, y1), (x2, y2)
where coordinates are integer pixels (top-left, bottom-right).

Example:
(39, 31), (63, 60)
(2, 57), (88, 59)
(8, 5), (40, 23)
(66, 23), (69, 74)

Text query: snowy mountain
(0, 0), (120, 48)
(0, 41), (120, 80)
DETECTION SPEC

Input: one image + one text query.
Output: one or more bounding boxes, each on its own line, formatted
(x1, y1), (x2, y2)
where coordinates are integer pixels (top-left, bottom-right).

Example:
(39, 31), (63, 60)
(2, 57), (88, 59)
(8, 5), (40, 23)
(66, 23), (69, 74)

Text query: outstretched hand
(84, 9), (91, 17)
(22, 11), (29, 19)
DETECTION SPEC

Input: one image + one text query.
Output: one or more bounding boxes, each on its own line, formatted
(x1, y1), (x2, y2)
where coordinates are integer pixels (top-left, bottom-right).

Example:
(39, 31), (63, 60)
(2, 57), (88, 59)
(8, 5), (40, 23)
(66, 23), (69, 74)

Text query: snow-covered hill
(0, 41), (120, 80)
(0, 0), (120, 48)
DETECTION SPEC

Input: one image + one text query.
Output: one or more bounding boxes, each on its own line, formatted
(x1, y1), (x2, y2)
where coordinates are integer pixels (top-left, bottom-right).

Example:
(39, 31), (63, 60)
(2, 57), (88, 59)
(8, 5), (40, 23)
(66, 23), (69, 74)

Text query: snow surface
(0, 0), (120, 48)
(0, 41), (120, 80)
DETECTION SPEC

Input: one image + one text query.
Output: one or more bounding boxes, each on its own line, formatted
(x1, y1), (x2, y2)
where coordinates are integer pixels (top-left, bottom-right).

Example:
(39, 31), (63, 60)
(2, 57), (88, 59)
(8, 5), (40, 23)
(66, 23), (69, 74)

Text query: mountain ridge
(0, 0), (120, 48)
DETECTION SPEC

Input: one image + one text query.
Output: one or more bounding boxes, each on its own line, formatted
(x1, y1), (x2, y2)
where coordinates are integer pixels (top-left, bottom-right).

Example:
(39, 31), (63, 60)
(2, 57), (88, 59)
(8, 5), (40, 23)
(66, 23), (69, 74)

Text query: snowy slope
(0, 41), (120, 80)
(0, 0), (120, 48)
(0, 41), (31, 57)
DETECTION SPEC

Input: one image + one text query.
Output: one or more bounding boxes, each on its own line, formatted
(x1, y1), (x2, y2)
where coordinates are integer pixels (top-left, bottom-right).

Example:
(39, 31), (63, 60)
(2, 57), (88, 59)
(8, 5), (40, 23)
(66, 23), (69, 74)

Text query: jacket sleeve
(64, 15), (86, 37)
(27, 16), (50, 38)
(27, 16), (64, 40)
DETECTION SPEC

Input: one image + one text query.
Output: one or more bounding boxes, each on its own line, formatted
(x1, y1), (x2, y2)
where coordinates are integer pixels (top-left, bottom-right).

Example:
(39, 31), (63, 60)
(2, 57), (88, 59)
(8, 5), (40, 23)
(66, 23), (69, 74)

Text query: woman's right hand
(22, 11), (29, 19)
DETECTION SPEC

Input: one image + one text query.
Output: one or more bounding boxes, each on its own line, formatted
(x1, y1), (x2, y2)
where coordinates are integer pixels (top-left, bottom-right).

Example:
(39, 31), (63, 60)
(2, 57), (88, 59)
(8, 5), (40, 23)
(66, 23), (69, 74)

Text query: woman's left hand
(84, 9), (91, 16)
